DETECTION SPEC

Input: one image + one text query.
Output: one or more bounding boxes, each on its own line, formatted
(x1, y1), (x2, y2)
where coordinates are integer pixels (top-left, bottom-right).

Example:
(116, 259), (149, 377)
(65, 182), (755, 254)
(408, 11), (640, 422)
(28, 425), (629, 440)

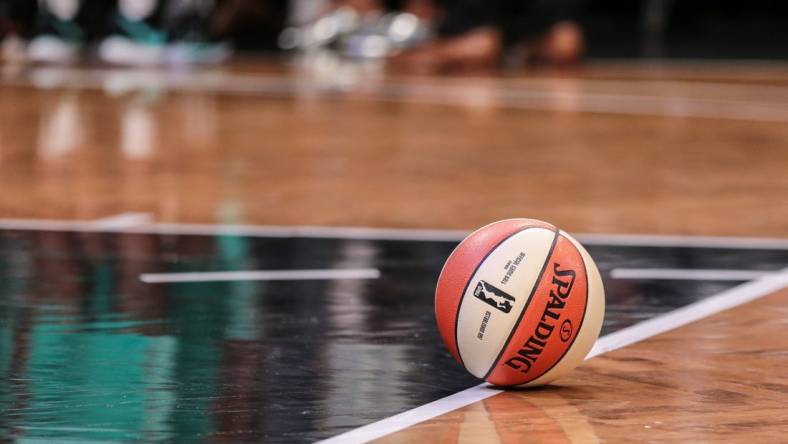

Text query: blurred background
(2, 0), (788, 68)
(1, 0), (787, 235)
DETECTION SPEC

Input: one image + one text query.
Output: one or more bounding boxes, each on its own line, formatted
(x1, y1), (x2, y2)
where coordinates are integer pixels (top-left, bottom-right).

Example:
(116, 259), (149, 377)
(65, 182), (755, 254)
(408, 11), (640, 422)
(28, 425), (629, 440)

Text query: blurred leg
(389, 26), (501, 73)
(97, 0), (168, 65)
(1, 0), (34, 62)
(388, 0), (585, 71)
(165, 0), (232, 65)
(532, 20), (584, 66)
(27, 0), (85, 63)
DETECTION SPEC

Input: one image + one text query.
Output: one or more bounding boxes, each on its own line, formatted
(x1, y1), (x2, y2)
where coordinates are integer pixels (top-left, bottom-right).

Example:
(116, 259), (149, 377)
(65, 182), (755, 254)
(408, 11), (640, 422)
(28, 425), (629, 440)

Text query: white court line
(379, 82), (788, 123)
(140, 268), (381, 284)
(0, 218), (787, 249)
(318, 267), (788, 444)
(576, 233), (788, 250)
(92, 212), (153, 228)
(4, 66), (788, 122)
(9, 65), (788, 95)
(0, 219), (468, 241)
(610, 268), (773, 281)
(588, 267), (788, 357)
(145, 222), (469, 242)
(320, 384), (501, 444)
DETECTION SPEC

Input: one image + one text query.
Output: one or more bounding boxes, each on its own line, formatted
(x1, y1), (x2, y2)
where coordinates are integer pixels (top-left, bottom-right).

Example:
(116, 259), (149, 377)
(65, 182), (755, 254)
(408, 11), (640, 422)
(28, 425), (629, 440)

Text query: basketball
(435, 219), (605, 387)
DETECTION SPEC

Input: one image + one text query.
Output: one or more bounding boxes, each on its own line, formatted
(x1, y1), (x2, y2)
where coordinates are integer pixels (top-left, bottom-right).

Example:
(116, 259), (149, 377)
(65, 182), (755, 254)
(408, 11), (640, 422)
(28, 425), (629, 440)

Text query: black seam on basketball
(452, 225), (546, 370)
(514, 233), (591, 386)
(481, 228), (560, 381)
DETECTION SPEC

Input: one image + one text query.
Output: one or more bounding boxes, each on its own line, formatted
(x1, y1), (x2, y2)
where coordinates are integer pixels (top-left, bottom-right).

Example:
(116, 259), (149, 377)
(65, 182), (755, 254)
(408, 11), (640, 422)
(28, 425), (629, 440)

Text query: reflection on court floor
(0, 227), (786, 442)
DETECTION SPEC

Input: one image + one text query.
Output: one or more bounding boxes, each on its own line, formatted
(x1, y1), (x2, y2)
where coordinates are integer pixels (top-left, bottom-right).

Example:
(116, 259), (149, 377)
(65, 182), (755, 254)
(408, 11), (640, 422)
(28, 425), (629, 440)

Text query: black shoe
(98, 0), (230, 67)
(164, 0), (231, 65)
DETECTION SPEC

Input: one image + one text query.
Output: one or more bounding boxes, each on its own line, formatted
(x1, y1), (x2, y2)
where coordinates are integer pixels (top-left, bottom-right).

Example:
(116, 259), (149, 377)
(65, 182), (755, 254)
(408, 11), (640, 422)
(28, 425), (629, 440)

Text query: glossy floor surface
(1, 227), (786, 442)
(1, 62), (788, 236)
(379, 287), (788, 443)
(1, 59), (788, 443)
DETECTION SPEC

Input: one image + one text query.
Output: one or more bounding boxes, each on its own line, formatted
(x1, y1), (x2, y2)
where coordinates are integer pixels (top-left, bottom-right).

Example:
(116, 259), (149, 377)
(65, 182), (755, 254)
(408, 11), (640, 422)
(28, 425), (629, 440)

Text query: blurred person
(0, 0), (35, 61)
(99, 0), (231, 65)
(212, 0), (287, 52)
(27, 0), (111, 63)
(97, 0), (170, 65)
(278, 0), (434, 59)
(393, 0), (585, 71)
(300, 0), (584, 71)
(6, 0), (229, 65)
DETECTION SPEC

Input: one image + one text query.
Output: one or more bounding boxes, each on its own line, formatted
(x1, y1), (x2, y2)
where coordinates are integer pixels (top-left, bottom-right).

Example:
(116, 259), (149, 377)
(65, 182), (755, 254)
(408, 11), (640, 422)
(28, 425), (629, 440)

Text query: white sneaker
(98, 35), (166, 66)
(27, 35), (81, 63)
(167, 41), (232, 66)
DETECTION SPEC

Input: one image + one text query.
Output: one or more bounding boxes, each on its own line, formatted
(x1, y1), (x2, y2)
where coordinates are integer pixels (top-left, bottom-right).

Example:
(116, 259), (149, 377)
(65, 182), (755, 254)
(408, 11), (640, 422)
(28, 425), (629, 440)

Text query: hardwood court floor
(1, 62), (787, 236)
(379, 288), (788, 443)
(1, 60), (787, 443)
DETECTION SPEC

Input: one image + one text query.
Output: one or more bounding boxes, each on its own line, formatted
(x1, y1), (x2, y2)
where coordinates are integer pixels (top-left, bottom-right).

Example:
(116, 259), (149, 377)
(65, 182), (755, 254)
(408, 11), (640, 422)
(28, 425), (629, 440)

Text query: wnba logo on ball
(473, 280), (515, 313)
